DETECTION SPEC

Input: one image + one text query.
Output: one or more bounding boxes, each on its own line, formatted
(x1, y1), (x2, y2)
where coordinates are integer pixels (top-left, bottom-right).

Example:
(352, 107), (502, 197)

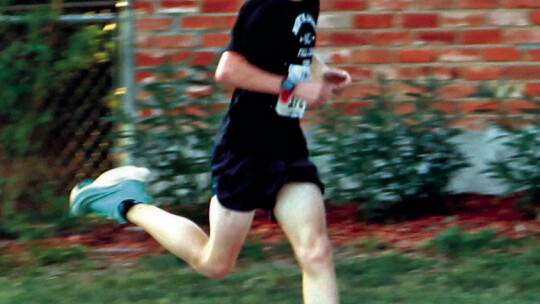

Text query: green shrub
(0, 157), (69, 240)
(472, 82), (540, 217)
(0, 2), (115, 238)
(0, 7), (114, 157)
(114, 63), (224, 206)
(313, 78), (469, 221)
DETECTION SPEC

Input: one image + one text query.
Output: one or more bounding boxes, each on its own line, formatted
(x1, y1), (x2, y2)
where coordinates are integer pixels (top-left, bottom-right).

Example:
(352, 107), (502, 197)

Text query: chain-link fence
(0, 0), (127, 194)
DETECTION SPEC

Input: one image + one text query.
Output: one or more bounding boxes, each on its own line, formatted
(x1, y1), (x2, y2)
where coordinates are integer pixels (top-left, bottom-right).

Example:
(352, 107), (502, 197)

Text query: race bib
(276, 91), (306, 118)
(276, 63), (310, 118)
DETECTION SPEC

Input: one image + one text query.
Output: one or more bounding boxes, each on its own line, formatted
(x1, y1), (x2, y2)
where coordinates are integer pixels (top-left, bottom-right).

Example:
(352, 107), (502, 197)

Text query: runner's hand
(293, 80), (336, 107)
(323, 69), (351, 94)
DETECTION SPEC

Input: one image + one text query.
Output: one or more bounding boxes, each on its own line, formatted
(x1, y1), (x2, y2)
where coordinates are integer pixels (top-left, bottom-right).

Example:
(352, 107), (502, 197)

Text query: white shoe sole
(69, 166), (150, 204)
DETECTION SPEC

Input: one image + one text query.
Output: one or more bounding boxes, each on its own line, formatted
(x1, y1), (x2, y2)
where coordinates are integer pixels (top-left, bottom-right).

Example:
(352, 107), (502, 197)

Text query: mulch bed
(2, 194), (540, 260)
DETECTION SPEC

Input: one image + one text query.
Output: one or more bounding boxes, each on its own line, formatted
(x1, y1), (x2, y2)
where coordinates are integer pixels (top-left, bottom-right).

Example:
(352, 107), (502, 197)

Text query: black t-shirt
(214, 0), (319, 160)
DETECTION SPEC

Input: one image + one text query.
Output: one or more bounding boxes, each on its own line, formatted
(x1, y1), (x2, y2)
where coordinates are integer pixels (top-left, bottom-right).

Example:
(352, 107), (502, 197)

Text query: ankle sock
(119, 199), (141, 222)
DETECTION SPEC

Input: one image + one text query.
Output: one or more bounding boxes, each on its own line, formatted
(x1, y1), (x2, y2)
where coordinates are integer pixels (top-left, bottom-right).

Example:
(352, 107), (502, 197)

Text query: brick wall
(133, 0), (540, 128)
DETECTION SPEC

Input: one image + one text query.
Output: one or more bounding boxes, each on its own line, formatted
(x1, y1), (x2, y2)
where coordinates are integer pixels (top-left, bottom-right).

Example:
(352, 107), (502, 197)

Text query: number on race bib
(276, 63), (310, 118)
(276, 92), (306, 118)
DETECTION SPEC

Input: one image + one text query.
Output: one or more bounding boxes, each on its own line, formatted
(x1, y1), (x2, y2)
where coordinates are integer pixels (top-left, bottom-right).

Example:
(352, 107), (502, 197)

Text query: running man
(70, 0), (351, 303)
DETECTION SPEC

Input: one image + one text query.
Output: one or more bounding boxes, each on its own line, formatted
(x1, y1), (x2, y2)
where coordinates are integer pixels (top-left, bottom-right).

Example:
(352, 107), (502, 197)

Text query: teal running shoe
(69, 166), (152, 223)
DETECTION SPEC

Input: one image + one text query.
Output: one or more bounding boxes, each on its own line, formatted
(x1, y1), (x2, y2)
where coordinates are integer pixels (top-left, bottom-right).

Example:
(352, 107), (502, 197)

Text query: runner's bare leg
(127, 195), (254, 278)
(273, 182), (338, 304)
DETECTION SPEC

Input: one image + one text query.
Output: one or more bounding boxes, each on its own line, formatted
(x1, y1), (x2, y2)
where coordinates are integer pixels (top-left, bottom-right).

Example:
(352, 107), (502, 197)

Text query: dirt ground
(4, 194), (540, 260)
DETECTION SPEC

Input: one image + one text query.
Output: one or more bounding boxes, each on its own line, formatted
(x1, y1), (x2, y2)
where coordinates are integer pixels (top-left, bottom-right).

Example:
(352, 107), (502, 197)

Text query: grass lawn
(1, 228), (540, 304)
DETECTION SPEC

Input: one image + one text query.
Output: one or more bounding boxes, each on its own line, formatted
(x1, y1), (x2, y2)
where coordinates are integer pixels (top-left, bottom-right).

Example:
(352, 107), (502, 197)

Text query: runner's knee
(295, 236), (333, 274)
(196, 257), (235, 279)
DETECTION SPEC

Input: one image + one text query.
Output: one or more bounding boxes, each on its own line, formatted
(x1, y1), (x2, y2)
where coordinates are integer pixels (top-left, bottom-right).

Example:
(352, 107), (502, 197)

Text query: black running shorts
(211, 149), (324, 215)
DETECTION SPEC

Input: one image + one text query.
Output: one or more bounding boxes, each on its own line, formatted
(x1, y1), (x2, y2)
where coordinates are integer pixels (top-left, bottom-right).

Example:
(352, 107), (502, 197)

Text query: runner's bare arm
(215, 50), (283, 95)
(215, 50), (336, 106)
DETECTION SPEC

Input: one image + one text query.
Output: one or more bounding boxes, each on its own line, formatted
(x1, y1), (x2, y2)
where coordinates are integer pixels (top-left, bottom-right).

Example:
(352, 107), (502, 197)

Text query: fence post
(116, 0), (135, 166)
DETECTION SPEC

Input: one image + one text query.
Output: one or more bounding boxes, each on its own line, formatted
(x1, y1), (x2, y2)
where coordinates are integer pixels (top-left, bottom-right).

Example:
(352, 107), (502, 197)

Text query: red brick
(423, 66), (460, 80)
(322, 51), (349, 64)
(152, 34), (196, 49)
(316, 49), (352, 64)
(441, 12), (486, 27)
(374, 66), (417, 80)
(402, 14), (439, 28)
(318, 14), (353, 29)
(458, 0), (499, 9)
(323, 32), (372, 46)
(342, 101), (373, 114)
(503, 29), (540, 44)
(435, 100), (460, 114)
(321, 0), (368, 11)
(353, 14), (394, 29)
(509, 100), (538, 114)
(384, 66), (457, 80)
(439, 83), (477, 98)
(395, 102), (413, 115)
(341, 66), (373, 81)
(351, 49), (392, 63)
(461, 100), (498, 114)
(439, 48), (483, 62)
(450, 117), (487, 130)
(502, 0), (540, 8)
(395, 82), (428, 97)
(339, 84), (380, 99)
(160, 0), (198, 10)
(404, 67), (431, 79)
(134, 1), (154, 13)
(136, 17), (174, 32)
(504, 66), (540, 80)
(416, 31), (456, 44)
(135, 52), (166, 66)
(328, 101), (371, 114)
(398, 49), (435, 63)
(137, 108), (152, 118)
(136, 34), (152, 48)
(171, 51), (217, 65)
(527, 49), (540, 61)
(201, 33), (231, 47)
(381, 66), (458, 81)
(373, 31), (411, 45)
(533, 11), (540, 24)
(488, 11), (529, 26)
(135, 70), (155, 82)
(315, 32), (331, 47)
(462, 66), (503, 80)
(189, 52), (218, 66)
(417, 0), (454, 9)
(395, 83), (429, 99)
(371, 0), (412, 10)
(201, 0), (244, 12)
(462, 30), (501, 44)
(181, 15), (236, 29)
(526, 83), (540, 96)
(484, 47), (521, 61)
